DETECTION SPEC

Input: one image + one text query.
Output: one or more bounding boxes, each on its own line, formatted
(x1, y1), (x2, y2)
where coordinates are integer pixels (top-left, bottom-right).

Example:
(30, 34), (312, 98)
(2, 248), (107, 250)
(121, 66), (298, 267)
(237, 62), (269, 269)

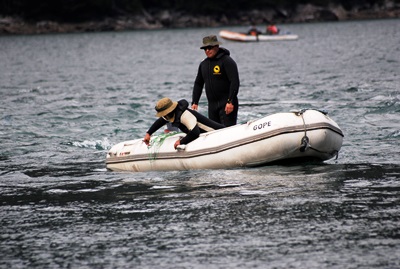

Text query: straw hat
(200, 35), (222, 49)
(155, 97), (178, 117)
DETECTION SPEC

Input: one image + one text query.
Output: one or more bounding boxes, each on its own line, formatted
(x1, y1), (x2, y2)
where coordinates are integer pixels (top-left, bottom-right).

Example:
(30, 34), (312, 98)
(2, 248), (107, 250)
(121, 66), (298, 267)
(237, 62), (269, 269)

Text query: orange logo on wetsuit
(213, 65), (221, 75)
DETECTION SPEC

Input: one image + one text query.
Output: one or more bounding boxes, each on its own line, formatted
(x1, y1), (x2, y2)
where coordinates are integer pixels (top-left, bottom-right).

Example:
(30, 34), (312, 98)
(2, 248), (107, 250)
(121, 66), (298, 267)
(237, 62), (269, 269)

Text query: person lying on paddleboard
(247, 24), (262, 36)
(143, 97), (225, 150)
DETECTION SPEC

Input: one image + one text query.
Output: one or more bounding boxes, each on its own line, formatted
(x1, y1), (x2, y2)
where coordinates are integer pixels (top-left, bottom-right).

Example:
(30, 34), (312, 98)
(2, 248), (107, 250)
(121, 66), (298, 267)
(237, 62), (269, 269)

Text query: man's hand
(174, 139), (181, 150)
(191, 104), (198, 111)
(143, 133), (151, 146)
(225, 103), (234, 114)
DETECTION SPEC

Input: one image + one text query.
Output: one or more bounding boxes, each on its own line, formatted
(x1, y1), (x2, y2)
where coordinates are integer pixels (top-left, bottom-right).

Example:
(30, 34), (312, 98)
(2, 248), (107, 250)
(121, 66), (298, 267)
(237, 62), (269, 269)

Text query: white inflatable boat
(219, 30), (299, 42)
(106, 109), (343, 172)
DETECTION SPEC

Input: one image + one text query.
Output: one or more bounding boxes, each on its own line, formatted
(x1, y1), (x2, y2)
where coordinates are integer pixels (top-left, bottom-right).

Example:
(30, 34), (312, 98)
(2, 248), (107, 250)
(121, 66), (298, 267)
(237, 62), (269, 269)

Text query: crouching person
(143, 97), (225, 149)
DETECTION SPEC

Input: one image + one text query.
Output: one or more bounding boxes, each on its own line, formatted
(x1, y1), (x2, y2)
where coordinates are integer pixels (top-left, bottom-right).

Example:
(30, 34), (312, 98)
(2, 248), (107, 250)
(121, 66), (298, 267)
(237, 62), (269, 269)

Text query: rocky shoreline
(1, 3), (399, 35)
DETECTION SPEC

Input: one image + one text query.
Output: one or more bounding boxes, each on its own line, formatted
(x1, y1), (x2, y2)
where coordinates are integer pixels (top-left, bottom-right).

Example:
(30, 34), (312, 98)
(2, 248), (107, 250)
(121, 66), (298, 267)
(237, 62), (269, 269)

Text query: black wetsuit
(146, 99), (224, 145)
(192, 47), (240, 127)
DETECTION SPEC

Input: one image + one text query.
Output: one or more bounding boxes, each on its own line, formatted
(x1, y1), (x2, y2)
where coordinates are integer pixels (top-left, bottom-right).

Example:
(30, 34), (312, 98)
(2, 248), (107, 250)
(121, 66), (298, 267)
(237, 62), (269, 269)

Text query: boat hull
(219, 30), (299, 42)
(106, 110), (343, 172)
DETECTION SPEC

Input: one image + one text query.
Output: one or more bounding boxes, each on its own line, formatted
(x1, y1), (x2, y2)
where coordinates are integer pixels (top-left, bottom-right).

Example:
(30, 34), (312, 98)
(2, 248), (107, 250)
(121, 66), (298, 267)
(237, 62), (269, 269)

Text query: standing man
(191, 35), (240, 127)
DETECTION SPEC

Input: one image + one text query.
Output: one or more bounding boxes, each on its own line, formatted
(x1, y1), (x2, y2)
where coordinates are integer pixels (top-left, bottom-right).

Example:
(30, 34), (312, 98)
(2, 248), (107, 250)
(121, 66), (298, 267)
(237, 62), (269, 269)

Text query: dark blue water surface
(1, 19), (399, 268)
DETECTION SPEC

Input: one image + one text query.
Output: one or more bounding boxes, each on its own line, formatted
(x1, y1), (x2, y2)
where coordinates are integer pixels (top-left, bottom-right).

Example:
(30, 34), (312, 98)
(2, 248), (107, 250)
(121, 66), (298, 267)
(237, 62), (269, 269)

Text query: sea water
(0, 19), (399, 268)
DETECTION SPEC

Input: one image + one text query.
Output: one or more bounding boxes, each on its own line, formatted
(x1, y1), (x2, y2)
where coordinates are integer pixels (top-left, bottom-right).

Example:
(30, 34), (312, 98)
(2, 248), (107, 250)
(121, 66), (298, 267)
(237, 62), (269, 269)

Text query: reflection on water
(1, 163), (399, 268)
